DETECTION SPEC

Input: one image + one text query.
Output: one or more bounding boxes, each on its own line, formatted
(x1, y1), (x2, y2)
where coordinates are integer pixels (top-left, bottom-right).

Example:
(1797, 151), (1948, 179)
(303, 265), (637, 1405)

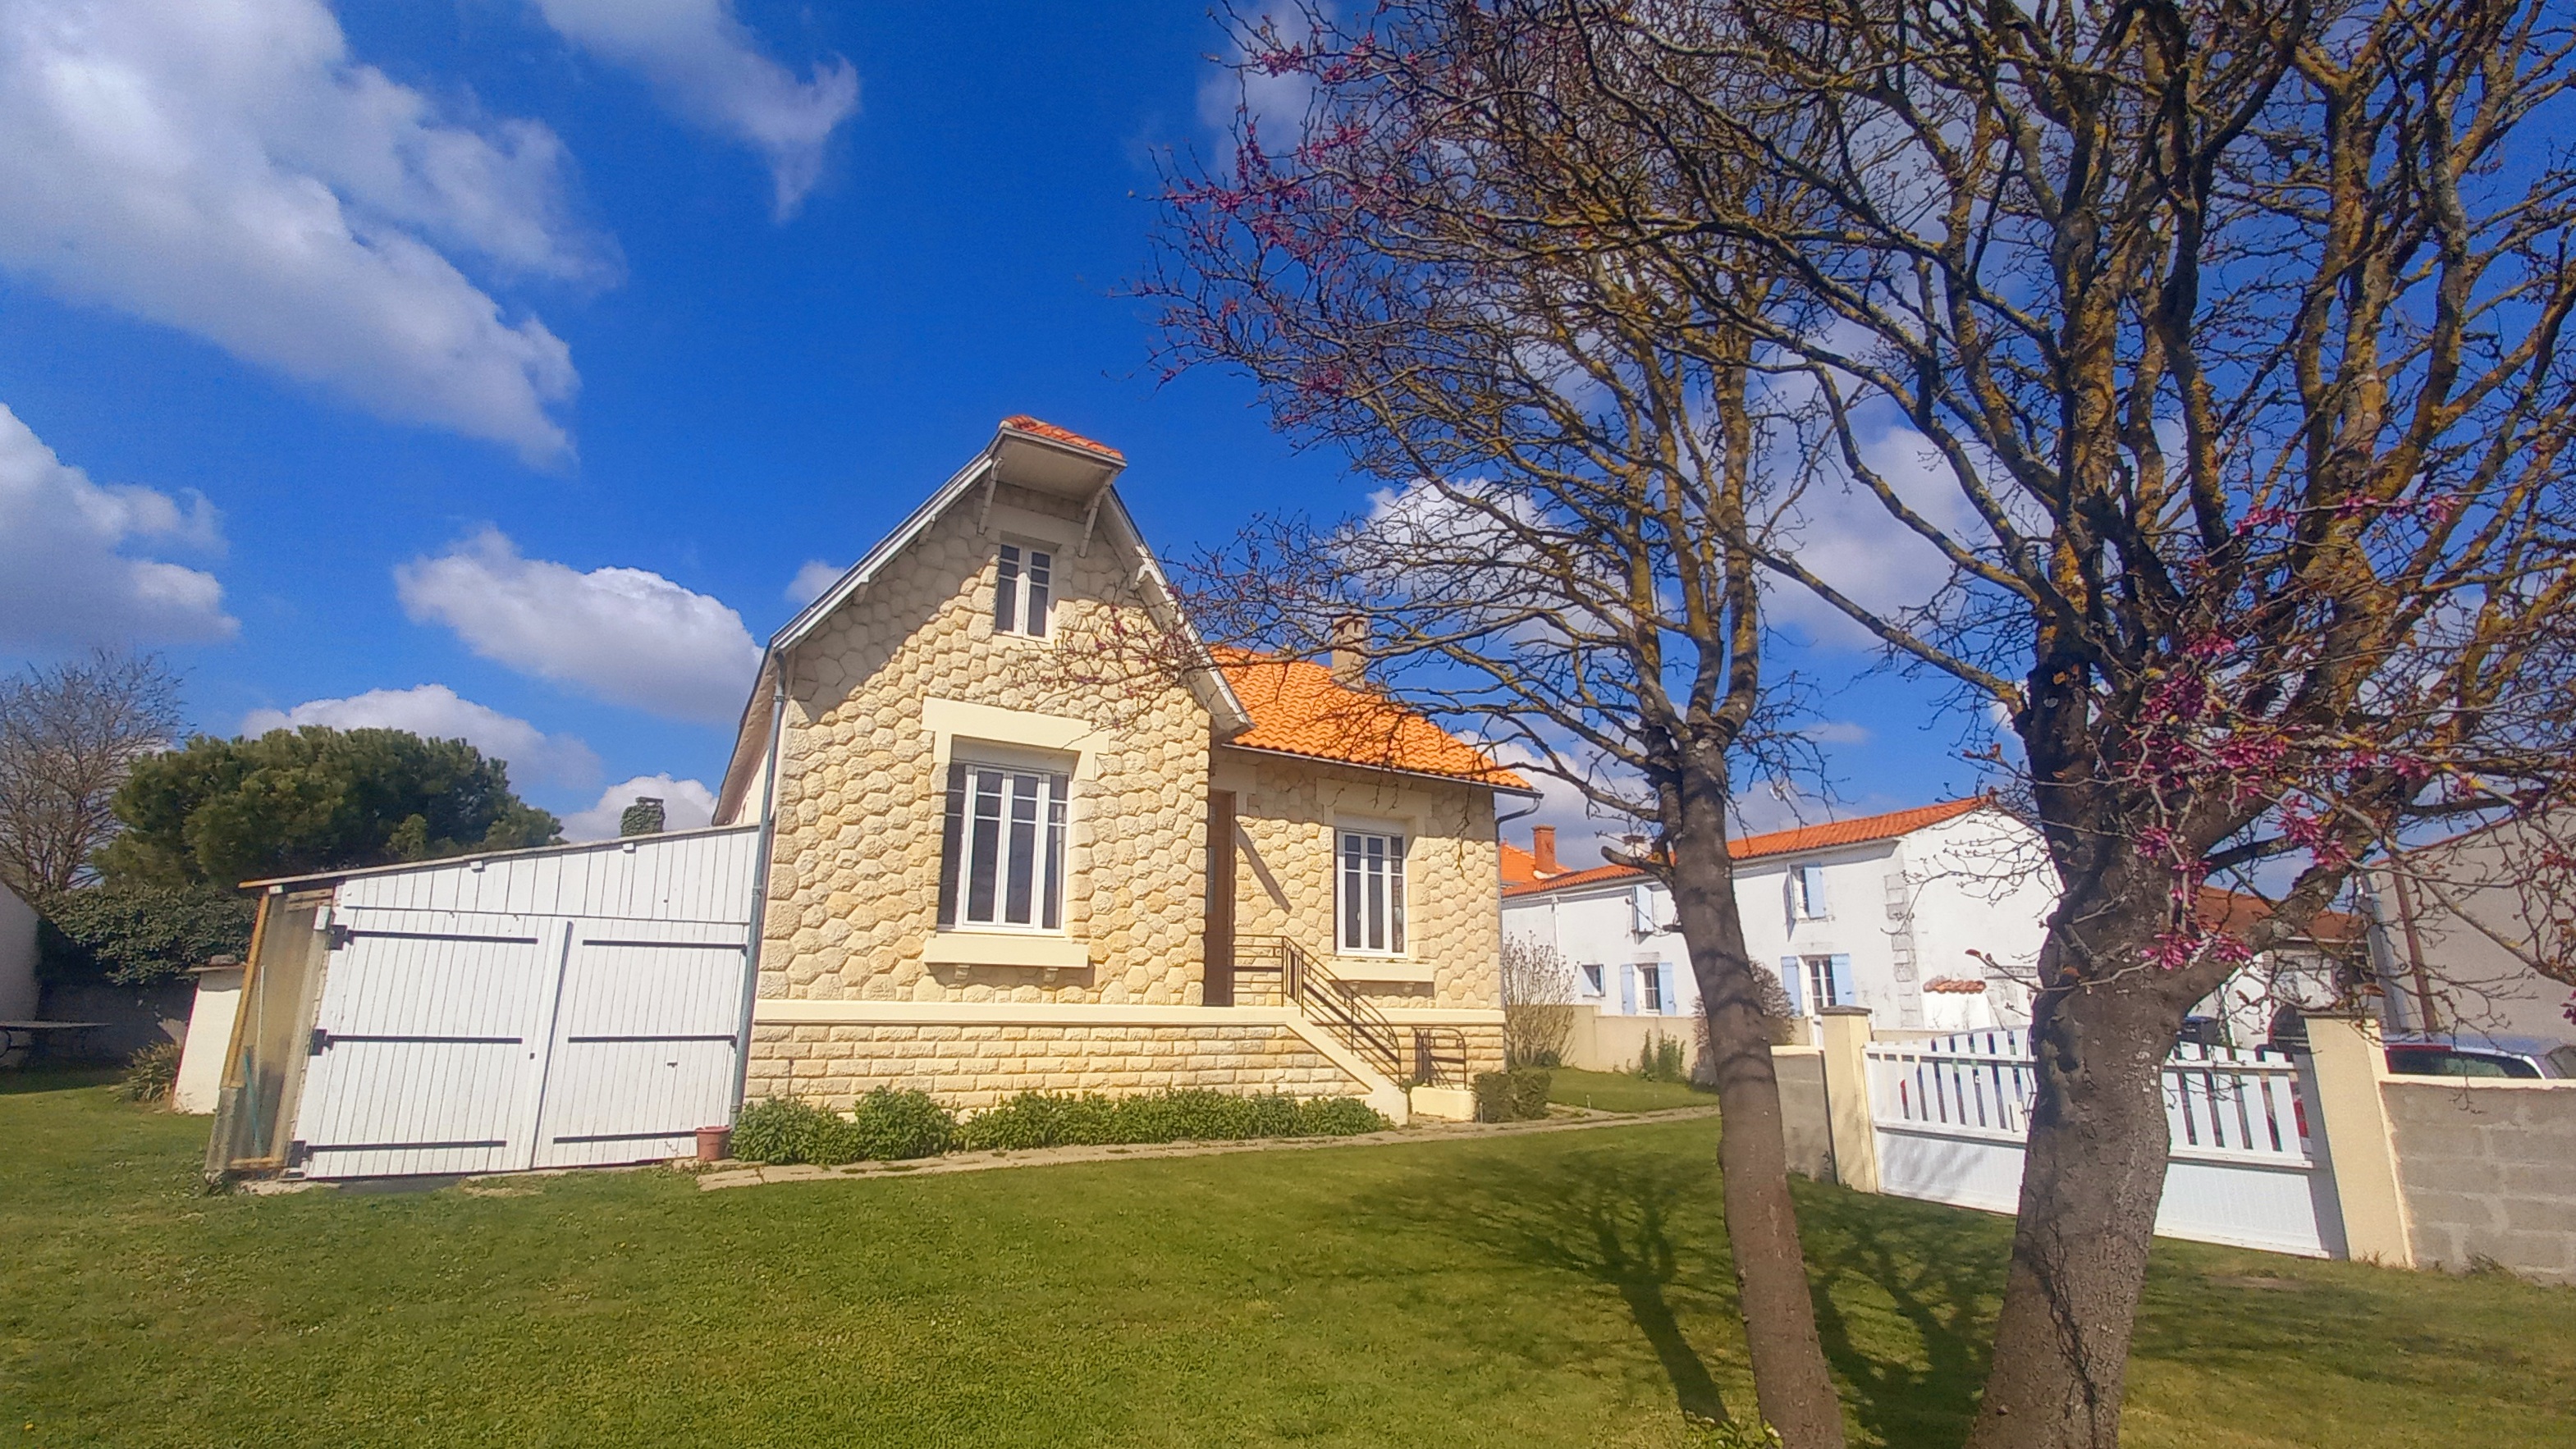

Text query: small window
(1802, 953), (1852, 1009)
(1796, 863), (1830, 919)
(993, 542), (1054, 638)
(937, 762), (1068, 930)
(1337, 829), (1406, 954)
(1579, 964), (1605, 998)
(1640, 962), (1663, 1014)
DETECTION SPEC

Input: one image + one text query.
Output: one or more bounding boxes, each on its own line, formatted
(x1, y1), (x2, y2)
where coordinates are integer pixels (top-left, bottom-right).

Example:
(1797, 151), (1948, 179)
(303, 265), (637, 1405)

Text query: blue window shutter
(1800, 864), (1828, 917)
(1620, 963), (1638, 1015)
(1659, 963), (1678, 1015)
(1779, 958), (1805, 1016)
(1631, 884), (1655, 935)
(1829, 953), (1854, 1007)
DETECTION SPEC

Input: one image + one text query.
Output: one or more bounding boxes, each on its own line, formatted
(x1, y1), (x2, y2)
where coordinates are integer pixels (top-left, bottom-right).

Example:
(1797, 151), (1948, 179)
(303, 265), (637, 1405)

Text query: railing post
(2299, 1012), (2414, 1267)
(1817, 1007), (1882, 1195)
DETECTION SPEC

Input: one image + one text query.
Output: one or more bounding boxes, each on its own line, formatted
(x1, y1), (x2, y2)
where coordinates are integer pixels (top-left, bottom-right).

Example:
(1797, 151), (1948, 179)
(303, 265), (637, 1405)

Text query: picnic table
(0, 1021), (108, 1068)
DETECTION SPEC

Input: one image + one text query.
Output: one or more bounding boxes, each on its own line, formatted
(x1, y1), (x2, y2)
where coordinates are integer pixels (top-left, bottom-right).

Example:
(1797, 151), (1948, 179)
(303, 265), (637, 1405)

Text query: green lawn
(5, 1071), (2572, 1447)
(1549, 1067), (1720, 1113)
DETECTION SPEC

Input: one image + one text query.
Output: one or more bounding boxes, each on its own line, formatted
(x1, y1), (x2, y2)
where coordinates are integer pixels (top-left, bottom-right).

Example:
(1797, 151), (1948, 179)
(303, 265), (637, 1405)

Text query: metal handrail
(1242, 935), (1409, 1083)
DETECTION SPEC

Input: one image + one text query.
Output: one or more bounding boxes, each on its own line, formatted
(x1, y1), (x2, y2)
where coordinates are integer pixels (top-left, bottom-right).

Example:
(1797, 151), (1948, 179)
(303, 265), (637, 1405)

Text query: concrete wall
(0, 880), (36, 1020)
(1774, 1046), (1832, 1181)
(32, 980), (194, 1060)
(1560, 1005), (1707, 1077)
(2386, 1079), (2576, 1282)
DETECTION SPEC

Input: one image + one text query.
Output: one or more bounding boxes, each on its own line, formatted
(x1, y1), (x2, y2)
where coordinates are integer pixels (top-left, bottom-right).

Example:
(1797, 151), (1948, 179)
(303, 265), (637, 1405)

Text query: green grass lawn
(1549, 1067), (1719, 1113)
(5, 1070), (2572, 1448)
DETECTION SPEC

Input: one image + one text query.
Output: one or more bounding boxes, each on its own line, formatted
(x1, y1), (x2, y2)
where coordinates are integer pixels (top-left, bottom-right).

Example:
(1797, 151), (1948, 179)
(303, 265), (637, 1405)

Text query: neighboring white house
(1502, 799), (2054, 1033)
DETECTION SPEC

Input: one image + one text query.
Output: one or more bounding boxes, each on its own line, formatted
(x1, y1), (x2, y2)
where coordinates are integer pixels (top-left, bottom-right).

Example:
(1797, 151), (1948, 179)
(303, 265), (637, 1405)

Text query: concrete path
(692, 1104), (1720, 1191)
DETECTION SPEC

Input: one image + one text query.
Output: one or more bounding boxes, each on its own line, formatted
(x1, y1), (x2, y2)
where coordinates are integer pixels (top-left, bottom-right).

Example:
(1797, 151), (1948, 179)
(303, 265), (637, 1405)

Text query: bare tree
(1147, 9), (1850, 1442)
(1471, 2), (2576, 1444)
(1498, 936), (1581, 1068)
(0, 649), (185, 898)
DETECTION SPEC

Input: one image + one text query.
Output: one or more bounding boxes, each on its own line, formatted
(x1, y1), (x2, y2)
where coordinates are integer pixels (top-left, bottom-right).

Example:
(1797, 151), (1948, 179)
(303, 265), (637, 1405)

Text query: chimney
(619, 796), (666, 838)
(1531, 826), (1558, 875)
(1328, 614), (1369, 688)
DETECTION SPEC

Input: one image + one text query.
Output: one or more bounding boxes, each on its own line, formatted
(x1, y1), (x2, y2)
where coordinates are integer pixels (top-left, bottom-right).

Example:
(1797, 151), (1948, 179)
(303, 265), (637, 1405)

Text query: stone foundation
(748, 1020), (1373, 1111)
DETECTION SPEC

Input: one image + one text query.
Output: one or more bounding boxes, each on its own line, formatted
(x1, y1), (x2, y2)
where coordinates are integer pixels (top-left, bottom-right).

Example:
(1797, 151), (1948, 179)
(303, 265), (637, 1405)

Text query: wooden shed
(199, 826), (762, 1181)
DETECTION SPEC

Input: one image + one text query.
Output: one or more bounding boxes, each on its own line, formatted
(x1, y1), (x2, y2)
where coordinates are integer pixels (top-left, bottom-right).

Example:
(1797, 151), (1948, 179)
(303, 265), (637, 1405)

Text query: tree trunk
(1667, 758), (1846, 1449)
(1965, 931), (2190, 1449)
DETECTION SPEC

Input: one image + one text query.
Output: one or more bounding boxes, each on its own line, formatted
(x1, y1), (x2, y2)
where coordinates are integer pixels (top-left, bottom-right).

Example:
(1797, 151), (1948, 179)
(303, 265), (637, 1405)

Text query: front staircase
(1235, 937), (1471, 1113)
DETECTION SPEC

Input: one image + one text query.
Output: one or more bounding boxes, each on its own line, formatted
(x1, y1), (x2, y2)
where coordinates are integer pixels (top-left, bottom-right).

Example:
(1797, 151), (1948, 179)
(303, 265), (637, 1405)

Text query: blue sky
(0, 0), (1976, 849)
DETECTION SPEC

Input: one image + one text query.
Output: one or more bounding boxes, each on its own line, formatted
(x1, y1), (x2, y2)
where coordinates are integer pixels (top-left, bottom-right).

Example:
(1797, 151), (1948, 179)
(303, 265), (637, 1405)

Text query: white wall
(1503, 808), (2055, 1033)
(0, 880), (38, 1020)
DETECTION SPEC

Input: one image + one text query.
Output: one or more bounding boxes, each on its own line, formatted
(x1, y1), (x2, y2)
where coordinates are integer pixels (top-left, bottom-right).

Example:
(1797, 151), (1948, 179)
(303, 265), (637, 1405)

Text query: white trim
(923, 697), (1108, 778)
(1329, 959), (1436, 984)
(921, 930), (1091, 970)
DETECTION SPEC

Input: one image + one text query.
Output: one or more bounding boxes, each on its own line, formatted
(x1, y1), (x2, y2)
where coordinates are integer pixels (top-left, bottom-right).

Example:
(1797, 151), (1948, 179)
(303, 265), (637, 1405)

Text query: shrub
(37, 883), (254, 988)
(1474, 1067), (1553, 1122)
(1636, 1031), (1688, 1083)
(848, 1087), (955, 1160)
(117, 1040), (182, 1104)
(1499, 938), (1579, 1069)
(730, 1097), (857, 1164)
(955, 1089), (1388, 1151)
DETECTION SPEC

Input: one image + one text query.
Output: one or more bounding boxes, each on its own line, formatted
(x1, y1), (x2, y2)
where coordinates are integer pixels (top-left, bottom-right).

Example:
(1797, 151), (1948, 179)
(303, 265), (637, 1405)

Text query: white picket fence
(1865, 1030), (2346, 1258)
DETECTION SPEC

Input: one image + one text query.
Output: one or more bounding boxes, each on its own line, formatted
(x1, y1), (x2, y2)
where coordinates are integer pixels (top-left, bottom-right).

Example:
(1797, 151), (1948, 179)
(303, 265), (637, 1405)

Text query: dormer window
(995, 542), (1053, 638)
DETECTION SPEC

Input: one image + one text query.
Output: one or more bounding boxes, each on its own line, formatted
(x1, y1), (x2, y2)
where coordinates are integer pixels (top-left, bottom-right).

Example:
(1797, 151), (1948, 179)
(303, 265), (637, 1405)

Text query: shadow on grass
(1351, 1132), (2012, 1446)
(0, 1065), (123, 1095)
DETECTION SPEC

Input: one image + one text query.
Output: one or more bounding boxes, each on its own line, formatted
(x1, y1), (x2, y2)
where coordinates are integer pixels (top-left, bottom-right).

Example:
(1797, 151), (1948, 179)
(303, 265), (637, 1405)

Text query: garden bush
(732, 1090), (958, 1164)
(117, 1040), (181, 1104)
(1473, 1067), (1552, 1122)
(1635, 1031), (1688, 1083)
(955, 1089), (1388, 1151)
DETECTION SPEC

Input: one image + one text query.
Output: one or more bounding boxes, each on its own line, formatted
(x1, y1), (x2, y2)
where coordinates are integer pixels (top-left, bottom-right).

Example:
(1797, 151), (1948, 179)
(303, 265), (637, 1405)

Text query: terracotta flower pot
(694, 1126), (732, 1163)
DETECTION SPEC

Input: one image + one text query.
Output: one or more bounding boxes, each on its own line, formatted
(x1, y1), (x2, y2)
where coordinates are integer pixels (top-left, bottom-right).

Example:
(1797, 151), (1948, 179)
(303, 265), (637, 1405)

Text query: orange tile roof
(1210, 648), (1531, 788)
(1500, 841), (1543, 885)
(2194, 887), (2365, 946)
(1000, 414), (1125, 463)
(1502, 798), (1993, 897)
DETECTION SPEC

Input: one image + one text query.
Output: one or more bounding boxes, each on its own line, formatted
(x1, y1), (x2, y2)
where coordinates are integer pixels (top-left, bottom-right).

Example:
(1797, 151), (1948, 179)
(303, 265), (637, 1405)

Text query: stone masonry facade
(743, 462), (1509, 1112)
(748, 1022), (1368, 1111)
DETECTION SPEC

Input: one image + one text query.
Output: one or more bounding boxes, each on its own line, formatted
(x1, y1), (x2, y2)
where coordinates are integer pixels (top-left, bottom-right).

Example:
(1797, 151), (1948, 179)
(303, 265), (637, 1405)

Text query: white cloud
(560, 773), (717, 842)
(1762, 421), (1995, 649)
(240, 683), (602, 788)
(785, 558), (841, 606)
(0, 0), (606, 462)
(396, 528), (761, 724)
(1805, 720), (1872, 746)
(1198, 5), (1326, 141)
(533, 0), (858, 219)
(0, 402), (233, 647)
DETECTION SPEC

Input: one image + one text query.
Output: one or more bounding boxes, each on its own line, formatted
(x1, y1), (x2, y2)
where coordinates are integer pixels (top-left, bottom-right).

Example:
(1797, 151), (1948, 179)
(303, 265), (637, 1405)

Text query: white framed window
(1640, 962), (1664, 1014)
(937, 761), (1068, 930)
(1336, 828), (1406, 954)
(1579, 963), (1605, 999)
(993, 542), (1054, 639)
(1795, 863), (1830, 919)
(1801, 953), (1853, 1009)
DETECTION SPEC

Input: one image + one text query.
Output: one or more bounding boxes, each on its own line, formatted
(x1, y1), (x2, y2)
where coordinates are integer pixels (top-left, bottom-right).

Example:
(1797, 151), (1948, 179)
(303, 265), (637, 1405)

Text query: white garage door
(289, 908), (749, 1179)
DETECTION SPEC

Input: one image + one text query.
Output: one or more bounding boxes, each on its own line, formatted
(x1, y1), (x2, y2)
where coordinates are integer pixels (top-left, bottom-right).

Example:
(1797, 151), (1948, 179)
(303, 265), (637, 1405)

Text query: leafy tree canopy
(37, 882), (255, 988)
(97, 726), (560, 889)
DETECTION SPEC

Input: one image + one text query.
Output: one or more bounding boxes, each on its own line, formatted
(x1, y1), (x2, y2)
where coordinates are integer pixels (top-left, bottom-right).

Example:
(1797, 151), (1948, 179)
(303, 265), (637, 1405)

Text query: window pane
(1341, 834), (1362, 951)
(1026, 551), (1051, 638)
(1005, 773), (1039, 925)
(967, 770), (1003, 923)
(1042, 775), (1067, 930)
(995, 546), (1020, 634)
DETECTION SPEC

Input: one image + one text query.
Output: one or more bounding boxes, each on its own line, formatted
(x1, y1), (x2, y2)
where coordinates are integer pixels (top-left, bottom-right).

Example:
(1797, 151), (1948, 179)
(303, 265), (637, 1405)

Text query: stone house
(711, 418), (1532, 1120)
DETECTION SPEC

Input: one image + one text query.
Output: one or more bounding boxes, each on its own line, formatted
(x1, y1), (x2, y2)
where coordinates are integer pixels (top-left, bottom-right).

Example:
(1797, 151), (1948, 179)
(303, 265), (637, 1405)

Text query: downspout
(728, 651), (791, 1117)
(2386, 870), (2441, 1034)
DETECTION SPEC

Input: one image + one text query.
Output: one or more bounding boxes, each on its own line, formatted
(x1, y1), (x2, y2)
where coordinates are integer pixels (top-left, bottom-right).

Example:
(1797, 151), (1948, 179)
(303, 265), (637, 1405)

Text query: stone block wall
(747, 1020), (1370, 1111)
(763, 482), (1212, 1007)
(2386, 1080), (2576, 1282)
(1216, 750), (1503, 1011)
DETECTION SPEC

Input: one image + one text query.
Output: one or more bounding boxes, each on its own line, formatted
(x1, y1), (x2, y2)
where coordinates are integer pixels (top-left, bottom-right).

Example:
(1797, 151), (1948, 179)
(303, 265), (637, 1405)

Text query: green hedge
(732, 1089), (955, 1165)
(730, 1088), (1390, 1163)
(37, 883), (254, 987)
(1474, 1067), (1553, 1122)
(955, 1089), (1388, 1151)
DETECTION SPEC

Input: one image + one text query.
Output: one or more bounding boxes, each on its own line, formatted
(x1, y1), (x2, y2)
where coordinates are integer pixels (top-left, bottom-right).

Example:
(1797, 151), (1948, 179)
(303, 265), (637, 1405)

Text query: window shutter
(1658, 963), (1678, 1015)
(1829, 953), (1854, 1007)
(1800, 864), (1828, 917)
(1779, 957), (1805, 1017)
(936, 762), (968, 926)
(1620, 963), (1638, 1015)
(1631, 883), (1655, 935)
